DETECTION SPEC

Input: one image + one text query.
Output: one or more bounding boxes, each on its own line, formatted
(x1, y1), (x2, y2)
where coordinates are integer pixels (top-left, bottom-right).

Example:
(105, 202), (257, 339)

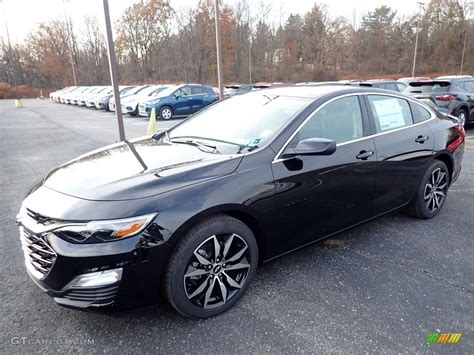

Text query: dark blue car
(138, 84), (218, 119)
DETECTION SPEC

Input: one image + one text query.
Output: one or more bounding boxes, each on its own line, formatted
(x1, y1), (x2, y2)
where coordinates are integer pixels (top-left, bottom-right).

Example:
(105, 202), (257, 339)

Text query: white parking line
(466, 135), (474, 140)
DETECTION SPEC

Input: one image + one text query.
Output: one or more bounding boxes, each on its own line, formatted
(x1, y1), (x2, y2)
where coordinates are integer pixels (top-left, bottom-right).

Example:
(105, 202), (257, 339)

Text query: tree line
(0, 0), (472, 95)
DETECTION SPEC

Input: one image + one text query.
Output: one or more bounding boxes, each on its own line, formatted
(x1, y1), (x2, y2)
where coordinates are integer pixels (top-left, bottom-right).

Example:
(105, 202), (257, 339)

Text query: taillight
(435, 94), (457, 101)
(447, 124), (465, 152)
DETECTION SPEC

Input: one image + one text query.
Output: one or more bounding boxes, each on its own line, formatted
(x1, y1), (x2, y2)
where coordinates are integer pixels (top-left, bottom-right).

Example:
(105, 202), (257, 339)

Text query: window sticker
(372, 98), (407, 131)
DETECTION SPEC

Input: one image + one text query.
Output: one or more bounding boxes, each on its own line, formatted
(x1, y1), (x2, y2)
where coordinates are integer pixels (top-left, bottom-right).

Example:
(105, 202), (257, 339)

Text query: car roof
(249, 85), (404, 99)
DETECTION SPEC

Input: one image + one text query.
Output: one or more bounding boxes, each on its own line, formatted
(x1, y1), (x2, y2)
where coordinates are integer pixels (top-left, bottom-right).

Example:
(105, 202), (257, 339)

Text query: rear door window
(410, 102), (432, 123)
(191, 86), (205, 95)
(367, 95), (413, 133)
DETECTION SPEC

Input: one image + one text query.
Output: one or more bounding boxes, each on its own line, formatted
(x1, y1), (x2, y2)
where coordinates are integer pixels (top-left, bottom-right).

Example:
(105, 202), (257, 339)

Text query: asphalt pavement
(0, 99), (473, 353)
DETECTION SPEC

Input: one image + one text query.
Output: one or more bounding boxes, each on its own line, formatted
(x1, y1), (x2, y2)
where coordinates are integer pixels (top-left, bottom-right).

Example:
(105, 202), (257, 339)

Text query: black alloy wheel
(408, 160), (450, 219)
(165, 215), (258, 318)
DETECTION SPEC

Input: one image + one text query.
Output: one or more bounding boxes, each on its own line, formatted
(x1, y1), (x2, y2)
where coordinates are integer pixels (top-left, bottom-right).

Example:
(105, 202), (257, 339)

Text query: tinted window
(238, 85), (252, 93)
(191, 86), (205, 95)
(384, 83), (398, 92)
(176, 86), (192, 96)
(368, 95), (413, 133)
(410, 102), (431, 123)
(397, 83), (407, 92)
(461, 80), (474, 92)
(296, 96), (364, 144)
(411, 83), (451, 94)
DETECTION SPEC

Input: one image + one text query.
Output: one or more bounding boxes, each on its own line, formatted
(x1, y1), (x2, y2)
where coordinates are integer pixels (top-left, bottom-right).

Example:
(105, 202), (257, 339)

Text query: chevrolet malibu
(16, 86), (465, 318)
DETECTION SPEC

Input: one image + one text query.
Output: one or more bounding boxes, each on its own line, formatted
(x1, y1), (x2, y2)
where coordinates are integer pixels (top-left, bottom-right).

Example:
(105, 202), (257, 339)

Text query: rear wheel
(159, 106), (173, 120)
(165, 215), (258, 318)
(457, 108), (467, 127)
(408, 160), (450, 219)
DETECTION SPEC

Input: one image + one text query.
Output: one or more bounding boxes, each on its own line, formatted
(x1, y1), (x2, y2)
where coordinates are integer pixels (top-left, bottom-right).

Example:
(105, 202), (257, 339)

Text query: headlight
(53, 213), (157, 243)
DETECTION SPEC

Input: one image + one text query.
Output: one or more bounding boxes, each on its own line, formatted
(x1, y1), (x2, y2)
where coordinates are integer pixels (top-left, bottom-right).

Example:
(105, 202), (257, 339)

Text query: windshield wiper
(237, 144), (259, 154)
(169, 135), (257, 154)
(169, 138), (217, 153)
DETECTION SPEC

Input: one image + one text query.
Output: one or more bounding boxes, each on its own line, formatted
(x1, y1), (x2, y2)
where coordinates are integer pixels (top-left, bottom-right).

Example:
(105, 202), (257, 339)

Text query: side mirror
(282, 138), (336, 158)
(174, 94), (181, 99)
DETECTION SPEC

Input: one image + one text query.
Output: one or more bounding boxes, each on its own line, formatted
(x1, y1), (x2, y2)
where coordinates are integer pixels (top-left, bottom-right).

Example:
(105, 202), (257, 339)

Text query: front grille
(64, 285), (119, 306)
(20, 227), (57, 278)
(26, 208), (55, 225)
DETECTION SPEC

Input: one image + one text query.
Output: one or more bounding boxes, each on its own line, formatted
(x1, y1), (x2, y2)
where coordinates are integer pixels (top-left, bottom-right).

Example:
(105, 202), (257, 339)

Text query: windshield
(154, 86), (178, 98)
(148, 86), (170, 97)
(168, 94), (311, 153)
(119, 86), (136, 95)
(126, 85), (149, 96)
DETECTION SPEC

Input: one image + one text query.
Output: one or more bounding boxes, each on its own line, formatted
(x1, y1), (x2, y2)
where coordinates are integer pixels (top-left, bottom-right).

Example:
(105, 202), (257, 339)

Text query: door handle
(356, 150), (374, 160)
(415, 135), (429, 143)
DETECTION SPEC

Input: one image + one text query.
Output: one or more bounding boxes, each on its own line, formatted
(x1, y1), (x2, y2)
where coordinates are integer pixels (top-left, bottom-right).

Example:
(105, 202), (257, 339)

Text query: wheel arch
(159, 103), (174, 112)
(433, 152), (454, 183)
(166, 204), (266, 261)
(456, 104), (468, 116)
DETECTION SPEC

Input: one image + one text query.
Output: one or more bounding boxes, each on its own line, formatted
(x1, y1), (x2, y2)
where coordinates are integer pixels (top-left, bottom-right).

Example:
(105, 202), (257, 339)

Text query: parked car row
(50, 74), (473, 126)
(50, 83), (220, 120)
(295, 75), (474, 126)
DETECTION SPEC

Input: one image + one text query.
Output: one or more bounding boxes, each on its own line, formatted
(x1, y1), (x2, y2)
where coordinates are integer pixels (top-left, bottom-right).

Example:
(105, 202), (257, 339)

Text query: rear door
(189, 86), (207, 113)
(271, 95), (377, 255)
(364, 94), (435, 215)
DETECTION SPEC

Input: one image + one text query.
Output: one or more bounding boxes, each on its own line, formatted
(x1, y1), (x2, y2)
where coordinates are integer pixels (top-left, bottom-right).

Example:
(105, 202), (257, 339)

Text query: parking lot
(0, 99), (473, 353)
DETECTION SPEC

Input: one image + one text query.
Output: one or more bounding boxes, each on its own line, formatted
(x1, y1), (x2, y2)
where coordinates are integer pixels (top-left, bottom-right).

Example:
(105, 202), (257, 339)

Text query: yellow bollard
(15, 99), (23, 108)
(146, 107), (157, 135)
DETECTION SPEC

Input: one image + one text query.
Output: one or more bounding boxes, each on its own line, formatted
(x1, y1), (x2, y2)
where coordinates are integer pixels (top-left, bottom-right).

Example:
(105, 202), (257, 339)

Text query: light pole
(214, 0), (224, 98)
(460, 2), (474, 75)
(412, 2), (424, 77)
(103, 0), (126, 142)
(62, 0), (77, 86)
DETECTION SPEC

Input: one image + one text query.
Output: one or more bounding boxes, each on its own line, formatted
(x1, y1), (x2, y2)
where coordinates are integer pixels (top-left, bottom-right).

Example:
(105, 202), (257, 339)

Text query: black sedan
(16, 87), (465, 318)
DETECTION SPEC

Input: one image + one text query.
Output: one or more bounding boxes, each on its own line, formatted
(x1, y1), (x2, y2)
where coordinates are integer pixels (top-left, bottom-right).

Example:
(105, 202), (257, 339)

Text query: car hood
(43, 136), (243, 201)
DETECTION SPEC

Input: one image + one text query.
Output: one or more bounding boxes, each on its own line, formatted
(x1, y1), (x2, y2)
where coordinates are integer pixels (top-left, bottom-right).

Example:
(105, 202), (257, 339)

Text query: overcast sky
(0, 0), (421, 43)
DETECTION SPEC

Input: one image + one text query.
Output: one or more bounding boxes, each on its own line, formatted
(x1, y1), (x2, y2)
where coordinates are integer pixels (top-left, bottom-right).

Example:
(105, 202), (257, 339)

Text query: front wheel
(408, 160), (450, 219)
(165, 215), (258, 318)
(129, 104), (138, 116)
(159, 106), (173, 120)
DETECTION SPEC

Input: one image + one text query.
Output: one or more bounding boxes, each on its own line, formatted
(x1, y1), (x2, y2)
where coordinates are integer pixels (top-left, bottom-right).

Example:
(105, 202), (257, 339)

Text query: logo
(426, 333), (462, 344)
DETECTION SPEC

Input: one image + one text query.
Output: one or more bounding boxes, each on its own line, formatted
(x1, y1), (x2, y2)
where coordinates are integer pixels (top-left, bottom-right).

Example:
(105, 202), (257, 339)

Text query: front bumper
(17, 213), (172, 312)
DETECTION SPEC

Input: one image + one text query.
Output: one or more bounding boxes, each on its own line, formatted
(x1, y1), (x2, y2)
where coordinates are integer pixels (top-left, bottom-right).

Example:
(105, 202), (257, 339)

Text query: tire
(130, 105), (138, 116)
(165, 214), (258, 318)
(159, 106), (173, 120)
(457, 108), (467, 127)
(408, 160), (450, 219)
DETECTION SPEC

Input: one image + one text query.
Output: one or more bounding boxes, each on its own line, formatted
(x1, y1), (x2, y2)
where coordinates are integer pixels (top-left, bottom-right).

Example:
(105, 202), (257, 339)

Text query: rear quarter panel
(427, 114), (465, 182)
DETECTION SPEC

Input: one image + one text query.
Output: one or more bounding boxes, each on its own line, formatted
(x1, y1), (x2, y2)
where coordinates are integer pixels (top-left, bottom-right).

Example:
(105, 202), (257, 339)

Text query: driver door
(173, 86), (192, 115)
(270, 95), (377, 256)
